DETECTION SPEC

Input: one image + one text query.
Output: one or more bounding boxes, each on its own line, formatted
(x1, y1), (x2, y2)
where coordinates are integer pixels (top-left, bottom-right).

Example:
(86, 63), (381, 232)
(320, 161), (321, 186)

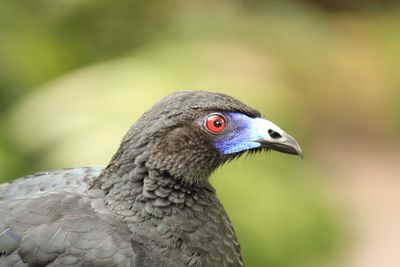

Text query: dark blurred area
(306, 0), (399, 11)
(1, 0), (399, 266)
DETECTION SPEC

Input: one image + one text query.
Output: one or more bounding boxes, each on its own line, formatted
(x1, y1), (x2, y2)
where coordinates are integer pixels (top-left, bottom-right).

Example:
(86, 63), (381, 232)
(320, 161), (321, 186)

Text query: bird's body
(0, 91), (301, 266)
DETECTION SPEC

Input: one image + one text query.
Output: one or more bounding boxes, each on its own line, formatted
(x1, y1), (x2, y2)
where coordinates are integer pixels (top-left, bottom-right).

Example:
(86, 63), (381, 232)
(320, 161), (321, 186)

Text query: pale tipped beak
(253, 118), (303, 157)
(259, 131), (303, 157)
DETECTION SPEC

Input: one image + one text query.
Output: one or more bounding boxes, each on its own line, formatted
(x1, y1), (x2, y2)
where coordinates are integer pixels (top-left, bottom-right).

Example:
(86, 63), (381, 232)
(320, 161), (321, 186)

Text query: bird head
(116, 90), (302, 185)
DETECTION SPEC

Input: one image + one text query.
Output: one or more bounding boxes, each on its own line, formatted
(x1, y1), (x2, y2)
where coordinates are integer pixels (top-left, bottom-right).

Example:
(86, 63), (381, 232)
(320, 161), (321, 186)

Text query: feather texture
(0, 90), (301, 266)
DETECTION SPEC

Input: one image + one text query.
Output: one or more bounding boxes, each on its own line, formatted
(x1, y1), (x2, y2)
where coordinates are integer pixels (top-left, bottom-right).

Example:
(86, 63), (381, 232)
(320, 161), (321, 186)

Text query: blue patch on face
(213, 112), (271, 155)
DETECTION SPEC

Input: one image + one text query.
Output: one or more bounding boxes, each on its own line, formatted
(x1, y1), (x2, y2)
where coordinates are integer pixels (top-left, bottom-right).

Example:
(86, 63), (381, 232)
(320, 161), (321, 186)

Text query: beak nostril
(268, 129), (282, 139)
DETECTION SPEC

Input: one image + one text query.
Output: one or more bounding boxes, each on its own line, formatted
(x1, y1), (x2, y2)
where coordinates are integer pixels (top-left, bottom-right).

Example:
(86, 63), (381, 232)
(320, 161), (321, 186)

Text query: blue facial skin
(213, 112), (270, 155)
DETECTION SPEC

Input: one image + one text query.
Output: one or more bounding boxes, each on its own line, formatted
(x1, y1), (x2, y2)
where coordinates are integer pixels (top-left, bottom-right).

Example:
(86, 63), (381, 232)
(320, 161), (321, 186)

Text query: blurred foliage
(1, 0), (399, 266)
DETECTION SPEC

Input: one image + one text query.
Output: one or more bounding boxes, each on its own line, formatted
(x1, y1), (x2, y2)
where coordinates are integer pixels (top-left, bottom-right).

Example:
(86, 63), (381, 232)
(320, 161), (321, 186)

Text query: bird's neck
(91, 141), (216, 217)
(102, 168), (215, 214)
(90, 140), (242, 266)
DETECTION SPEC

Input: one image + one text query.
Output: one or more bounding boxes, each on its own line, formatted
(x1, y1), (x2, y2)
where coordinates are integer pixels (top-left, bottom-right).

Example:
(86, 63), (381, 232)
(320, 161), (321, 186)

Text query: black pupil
(214, 119), (222, 128)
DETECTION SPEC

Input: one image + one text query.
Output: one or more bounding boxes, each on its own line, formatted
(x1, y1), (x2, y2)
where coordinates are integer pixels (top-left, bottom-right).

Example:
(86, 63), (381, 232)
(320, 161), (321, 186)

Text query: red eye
(206, 114), (226, 134)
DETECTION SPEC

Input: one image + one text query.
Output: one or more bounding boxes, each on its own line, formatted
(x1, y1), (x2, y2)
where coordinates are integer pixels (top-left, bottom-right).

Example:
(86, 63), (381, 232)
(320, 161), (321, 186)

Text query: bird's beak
(259, 131), (303, 157)
(252, 118), (303, 157)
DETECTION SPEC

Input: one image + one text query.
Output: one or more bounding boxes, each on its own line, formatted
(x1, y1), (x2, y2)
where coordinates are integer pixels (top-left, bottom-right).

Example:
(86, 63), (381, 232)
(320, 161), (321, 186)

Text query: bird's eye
(206, 114), (226, 134)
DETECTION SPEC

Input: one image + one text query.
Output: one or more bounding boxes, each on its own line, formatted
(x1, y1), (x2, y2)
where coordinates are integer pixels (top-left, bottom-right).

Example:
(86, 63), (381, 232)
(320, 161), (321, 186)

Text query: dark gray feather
(0, 91), (280, 267)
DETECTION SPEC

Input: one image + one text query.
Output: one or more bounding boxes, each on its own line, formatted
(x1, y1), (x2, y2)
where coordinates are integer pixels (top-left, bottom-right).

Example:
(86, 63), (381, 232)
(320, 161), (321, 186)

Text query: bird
(0, 90), (302, 267)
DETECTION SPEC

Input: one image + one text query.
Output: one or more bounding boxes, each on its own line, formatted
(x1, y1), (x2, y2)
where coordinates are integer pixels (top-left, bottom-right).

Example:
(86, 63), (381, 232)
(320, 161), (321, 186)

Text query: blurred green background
(1, 1), (400, 266)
